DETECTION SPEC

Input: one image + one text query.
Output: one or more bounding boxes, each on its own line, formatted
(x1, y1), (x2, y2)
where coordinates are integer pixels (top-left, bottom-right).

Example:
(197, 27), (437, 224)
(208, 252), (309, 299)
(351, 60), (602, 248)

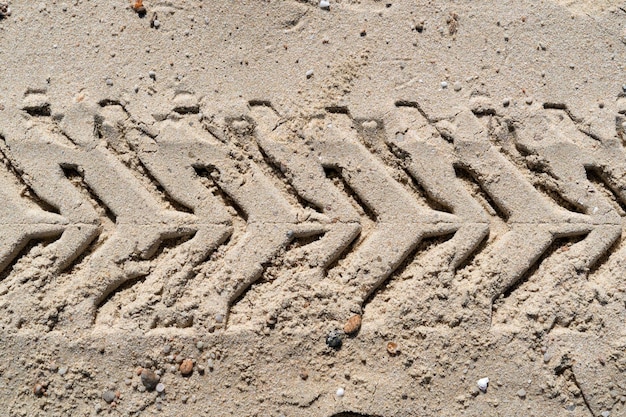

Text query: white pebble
(148, 71), (156, 79)
(336, 387), (345, 397)
(477, 377), (489, 392)
(319, 0), (330, 9)
(440, 81), (448, 89)
(106, 79), (113, 86)
(601, 412), (610, 417)
(156, 383), (165, 393)
(153, 19), (161, 28)
(305, 69), (314, 79)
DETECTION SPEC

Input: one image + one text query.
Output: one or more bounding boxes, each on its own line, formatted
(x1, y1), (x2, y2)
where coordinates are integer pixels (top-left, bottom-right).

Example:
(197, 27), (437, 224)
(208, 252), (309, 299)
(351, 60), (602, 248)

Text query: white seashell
(477, 377), (489, 392)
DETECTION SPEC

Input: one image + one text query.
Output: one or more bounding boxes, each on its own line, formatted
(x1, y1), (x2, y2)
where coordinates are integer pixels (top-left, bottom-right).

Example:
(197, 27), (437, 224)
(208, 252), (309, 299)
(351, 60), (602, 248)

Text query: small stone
(517, 389), (526, 399)
(162, 345), (171, 354)
(148, 70), (156, 80)
(215, 313), (224, 323)
(453, 82), (462, 91)
(105, 79), (113, 86)
(440, 81), (448, 89)
(299, 370), (308, 380)
(343, 315), (361, 334)
(33, 383), (45, 396)
(0, 3), (10, 18)
(601, 412), (610, 417)
(306, 69), (314, 79)
(140, 369), (160, 391)
(386, 341), (399, 355)
(58, 367), (68, 376)
(362, 120), (378, 130)
(180, 359), (194, 376)
(525, 97), (533, 105)
(503, 98), (511, 107)
(102, 390), (116, 403)
(319, 0), (330, 9)
(206, 359), (214, 370)
(156, 383), (165, 393)
(336, 387), (345, 397)
(543, 352), (552, 363)
(477, 377), (489, 393)
(196, 341), (204, 350)
(326, 329), (343, 349)
(153, 19), (161, 28)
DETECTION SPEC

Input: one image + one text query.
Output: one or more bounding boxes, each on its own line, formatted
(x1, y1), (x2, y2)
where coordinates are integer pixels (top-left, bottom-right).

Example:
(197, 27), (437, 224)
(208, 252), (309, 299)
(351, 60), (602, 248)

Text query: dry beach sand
(0, 0), (625, 416)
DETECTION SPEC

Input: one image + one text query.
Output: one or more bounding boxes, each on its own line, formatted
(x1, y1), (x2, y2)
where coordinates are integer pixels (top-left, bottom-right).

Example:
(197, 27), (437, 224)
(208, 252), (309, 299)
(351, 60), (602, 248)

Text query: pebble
(148, 70), (156, 80)
(141, 369), (160, 391)
(180, 359), (194, 376)
(453, 82), (462, 92)
(517, 389), (526, 399)
(0, 3), (11, 18)
(362, 120), (378, 130)
(543, 352), (552, 363)
(156, 383), (165, 393)
(153, 19), (161, 28)
(386, 341), (399, 355)
(162, 345), (171, 355)
(503, 98), (511, 107)
(105, 79), (113, 86)
(440, 81), (448, 89)
(326, 329), (343, 349)
(525, 97), (533, 105)
(215, 313), (224, 323)
(207, 359), (214, 370)
(102, 390), (116, 403)
(343, 315), (361, 334)
(58, 367), (68, 376)
(336, 387), (345, 397)
(477, 377), (489, 393)
(622, 84), (626, 93)
(306, 69), (314, 79)
(601, 412), (610, 417)
(33, 383), (45, 396)
(196, 341), (204, 350)
(319, 0), (330, 9)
